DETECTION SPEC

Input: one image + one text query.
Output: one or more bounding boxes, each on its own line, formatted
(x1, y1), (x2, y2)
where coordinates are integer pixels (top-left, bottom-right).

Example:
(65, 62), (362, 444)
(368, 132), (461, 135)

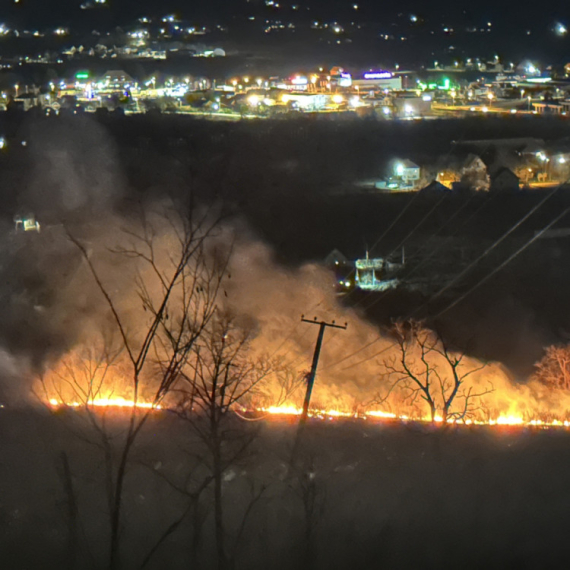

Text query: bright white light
(382, 106), (391, 115)
(395, 163), (404, 176)
(349, 95), (360, 107)
(332, 94), (344, 104)
(481, 106), (488, 113)
(510, 109), (517, 113)
(247, 95), (260, 106)
(404, 104), (413, 114)
(410, 14), (417, 22)
(556, 22), (567, 36)
(559, 157), (566, 164)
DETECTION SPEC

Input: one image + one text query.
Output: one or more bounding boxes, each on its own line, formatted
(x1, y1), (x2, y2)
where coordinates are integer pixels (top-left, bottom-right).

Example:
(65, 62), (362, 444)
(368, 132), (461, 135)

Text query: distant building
(102, 70), (134, 90)
(490, 167), (520, 192)
(396, 159), (421, 186)
(392, 94), (432, 118)
(12, 93), (41, 111)
(352, 71), (402, 91)
(421, 180), (451, 194)
(533, 102), (564, 115)
(355, 254), (402, 291)
(14, 213), (40, 232)
(324, 249), (350, 266)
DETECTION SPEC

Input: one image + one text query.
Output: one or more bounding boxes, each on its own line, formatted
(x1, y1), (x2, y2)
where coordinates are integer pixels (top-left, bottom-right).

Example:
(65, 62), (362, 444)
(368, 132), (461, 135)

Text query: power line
(339, 342), (394, 371)
(324, 194), (473, 372)
(321, 335), (382, 371)
(327, 190), (554, 373)
(414, 183), (564, 315)
(433, 206), (570, 318)
(342, 191), (450, 309)
(368, 190), (422, 254)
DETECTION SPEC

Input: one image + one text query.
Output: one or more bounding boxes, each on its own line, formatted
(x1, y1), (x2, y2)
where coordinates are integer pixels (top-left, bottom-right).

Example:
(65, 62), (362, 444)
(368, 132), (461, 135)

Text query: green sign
(76, 71), (90, 80)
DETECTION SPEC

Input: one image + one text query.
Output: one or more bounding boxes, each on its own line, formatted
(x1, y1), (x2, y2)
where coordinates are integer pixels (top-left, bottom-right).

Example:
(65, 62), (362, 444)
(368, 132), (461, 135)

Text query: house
(395, 159), (421, 186)
(421, 180), (451, 194)
(324, 249), (350, 267)
(12, 93), (41, 111)
(490, 167), (520, 192)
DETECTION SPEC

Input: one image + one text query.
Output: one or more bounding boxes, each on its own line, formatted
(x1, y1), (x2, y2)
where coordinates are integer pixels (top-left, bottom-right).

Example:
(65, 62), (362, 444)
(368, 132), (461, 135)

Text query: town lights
(332, 94), (344, 104)
(247, 95), (260, 106)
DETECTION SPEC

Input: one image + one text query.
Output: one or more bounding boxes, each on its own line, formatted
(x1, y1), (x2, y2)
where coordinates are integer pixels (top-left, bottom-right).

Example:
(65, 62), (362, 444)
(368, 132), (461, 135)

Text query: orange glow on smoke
(40, 348), (570, 429)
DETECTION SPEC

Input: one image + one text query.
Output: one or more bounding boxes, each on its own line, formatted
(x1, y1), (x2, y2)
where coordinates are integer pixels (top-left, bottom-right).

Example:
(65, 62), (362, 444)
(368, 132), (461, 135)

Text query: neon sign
(363, 71), (393, 79)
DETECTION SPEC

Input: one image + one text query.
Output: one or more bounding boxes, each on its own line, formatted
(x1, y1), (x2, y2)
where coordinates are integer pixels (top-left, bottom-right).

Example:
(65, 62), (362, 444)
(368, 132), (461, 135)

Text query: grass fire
(8, 115), (570, 569)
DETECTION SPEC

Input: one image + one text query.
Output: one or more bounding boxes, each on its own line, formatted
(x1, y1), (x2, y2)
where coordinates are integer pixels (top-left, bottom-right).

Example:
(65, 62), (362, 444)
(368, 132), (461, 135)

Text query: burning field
(5, 117), (570, 569)
(31, 208), (570, 431)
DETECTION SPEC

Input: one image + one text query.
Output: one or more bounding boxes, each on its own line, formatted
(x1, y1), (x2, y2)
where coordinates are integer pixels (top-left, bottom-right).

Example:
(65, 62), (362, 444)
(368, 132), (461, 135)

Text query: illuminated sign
(338, 72), (352, 87)
(363, 71), (393, 80)
(76, 71), (90, 80)
(291, 75), (308, 85)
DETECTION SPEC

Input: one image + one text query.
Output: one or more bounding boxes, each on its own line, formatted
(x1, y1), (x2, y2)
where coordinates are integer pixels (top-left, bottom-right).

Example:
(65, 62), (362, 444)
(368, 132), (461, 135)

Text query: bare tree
(174, 312), (273, 570)
(380, 320), (493, 423)
(288, 454), (326, 570)
(533, 345), (570, 390)
(49, 201), (228, 570)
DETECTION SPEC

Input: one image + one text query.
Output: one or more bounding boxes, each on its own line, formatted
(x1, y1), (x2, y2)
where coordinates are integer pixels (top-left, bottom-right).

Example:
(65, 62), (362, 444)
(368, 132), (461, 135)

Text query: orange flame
(48, 397), (161, 410)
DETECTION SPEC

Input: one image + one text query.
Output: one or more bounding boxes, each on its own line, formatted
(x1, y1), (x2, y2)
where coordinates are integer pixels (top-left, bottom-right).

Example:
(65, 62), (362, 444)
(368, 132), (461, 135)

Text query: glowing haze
(0, 114), (567, 426)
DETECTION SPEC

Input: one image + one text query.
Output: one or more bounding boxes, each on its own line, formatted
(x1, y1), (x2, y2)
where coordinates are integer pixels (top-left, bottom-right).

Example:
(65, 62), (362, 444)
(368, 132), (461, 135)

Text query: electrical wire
(432, 206), (570, 318)
(413, 182), (564, 315)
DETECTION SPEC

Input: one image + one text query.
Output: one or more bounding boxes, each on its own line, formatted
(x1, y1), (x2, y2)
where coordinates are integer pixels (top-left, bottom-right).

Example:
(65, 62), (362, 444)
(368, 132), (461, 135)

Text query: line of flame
(45, 400), (570, 428)
(48, 398), (162, 410)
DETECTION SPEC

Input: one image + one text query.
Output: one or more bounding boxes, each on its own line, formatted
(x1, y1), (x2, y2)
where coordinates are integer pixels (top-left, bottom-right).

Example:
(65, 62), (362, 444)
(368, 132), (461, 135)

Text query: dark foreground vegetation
(3, 409), (570, 569)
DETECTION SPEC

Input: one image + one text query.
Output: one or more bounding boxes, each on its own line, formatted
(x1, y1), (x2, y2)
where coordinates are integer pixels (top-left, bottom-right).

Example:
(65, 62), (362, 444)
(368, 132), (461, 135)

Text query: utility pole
(290, 316), (347, 467)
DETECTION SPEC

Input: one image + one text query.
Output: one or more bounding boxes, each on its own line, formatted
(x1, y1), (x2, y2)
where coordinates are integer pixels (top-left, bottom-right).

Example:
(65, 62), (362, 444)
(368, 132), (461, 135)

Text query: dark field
(3, 408), (570, 569)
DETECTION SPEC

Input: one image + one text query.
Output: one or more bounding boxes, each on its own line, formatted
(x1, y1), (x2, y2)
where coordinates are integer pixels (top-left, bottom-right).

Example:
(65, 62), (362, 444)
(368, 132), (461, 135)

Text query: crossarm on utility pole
(290, 316), (347, 467)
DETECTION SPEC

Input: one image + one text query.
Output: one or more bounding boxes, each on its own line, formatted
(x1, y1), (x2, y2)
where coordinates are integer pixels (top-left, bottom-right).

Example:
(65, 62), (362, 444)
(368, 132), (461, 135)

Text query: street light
(527, 95), (532, 111)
